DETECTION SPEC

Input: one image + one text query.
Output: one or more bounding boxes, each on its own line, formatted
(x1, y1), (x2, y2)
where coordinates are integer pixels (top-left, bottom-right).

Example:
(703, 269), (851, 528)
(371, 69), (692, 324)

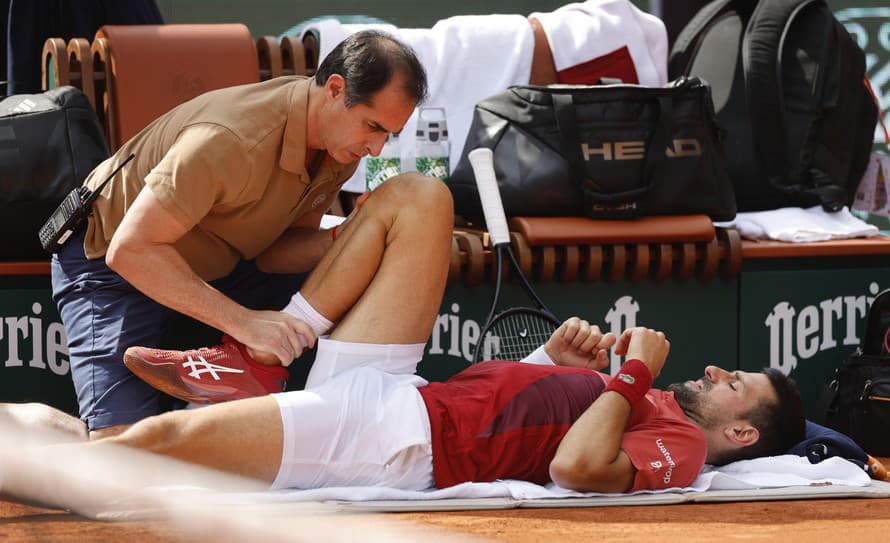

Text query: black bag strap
(668, 0), (736, 78)
(744, 0), (847, 208)
(552, 89), (674, 204)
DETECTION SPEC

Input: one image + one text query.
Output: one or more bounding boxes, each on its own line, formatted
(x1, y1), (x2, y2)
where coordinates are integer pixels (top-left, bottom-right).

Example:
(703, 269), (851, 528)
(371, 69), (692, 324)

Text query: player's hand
(613, 327), (670, 379)
(544, 317), (616, 370)
(231, 310), (317, 366)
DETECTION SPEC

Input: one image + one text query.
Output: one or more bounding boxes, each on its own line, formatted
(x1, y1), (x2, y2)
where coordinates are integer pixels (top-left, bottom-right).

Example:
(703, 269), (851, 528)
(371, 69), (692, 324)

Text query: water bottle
(365, 132), (401, 191)
(415, 107), (450, 182)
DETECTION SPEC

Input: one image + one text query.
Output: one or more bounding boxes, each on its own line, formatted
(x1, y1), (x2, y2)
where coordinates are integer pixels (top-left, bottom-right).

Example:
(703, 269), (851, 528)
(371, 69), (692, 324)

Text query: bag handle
(552, 90), (674, 204)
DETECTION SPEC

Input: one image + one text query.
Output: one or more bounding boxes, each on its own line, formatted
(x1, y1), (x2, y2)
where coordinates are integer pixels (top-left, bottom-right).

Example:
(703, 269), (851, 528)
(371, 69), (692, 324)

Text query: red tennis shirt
(418, 360), (707, 492)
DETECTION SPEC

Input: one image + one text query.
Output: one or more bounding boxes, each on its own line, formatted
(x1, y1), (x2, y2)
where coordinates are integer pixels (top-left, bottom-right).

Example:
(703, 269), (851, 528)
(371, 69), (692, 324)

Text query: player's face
(668, 366), (775, 428)
(320, 74), (415, 165)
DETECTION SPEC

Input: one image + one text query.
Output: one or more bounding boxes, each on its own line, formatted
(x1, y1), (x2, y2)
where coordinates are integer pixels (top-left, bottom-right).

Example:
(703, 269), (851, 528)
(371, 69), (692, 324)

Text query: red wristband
(604, 359), (653, 406)
(331, 225), (338, 241)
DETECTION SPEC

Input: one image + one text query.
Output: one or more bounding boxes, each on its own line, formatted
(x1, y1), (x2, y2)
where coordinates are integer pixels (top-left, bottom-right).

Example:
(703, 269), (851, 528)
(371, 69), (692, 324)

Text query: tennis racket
(468, 148), (561, 363)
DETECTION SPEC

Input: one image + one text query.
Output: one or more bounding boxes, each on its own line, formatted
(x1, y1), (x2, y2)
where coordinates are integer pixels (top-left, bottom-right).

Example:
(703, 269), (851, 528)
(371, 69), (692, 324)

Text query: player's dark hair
(710, 368), (806, 465)
(315, 30), (427, 108)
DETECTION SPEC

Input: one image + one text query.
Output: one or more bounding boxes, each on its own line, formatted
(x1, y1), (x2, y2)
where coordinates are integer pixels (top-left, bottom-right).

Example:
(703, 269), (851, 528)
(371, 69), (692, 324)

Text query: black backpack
(0, 87), (108, 260)
(669, 0), (877, 212)
(825, 289), (890, 456)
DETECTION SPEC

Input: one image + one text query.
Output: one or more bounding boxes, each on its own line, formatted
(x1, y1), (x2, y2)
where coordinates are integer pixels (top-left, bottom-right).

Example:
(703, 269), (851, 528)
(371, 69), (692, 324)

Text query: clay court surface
(4, 486), (890, 542)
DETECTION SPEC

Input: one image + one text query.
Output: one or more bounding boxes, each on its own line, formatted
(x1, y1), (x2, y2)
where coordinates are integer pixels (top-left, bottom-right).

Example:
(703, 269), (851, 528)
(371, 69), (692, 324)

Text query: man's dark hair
(710, 368), (806, 466)
(315, 30), (427, 108)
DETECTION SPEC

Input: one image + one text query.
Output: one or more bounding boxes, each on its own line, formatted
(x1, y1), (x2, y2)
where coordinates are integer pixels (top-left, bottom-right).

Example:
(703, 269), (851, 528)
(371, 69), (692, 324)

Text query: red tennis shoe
(123, 337), (288, 404)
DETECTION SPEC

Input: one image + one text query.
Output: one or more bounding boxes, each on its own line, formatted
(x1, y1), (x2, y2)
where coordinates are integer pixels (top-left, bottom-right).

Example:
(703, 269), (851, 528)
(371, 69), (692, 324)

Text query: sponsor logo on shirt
(655, 438), (677, 485)
(649, 461), (663, 470)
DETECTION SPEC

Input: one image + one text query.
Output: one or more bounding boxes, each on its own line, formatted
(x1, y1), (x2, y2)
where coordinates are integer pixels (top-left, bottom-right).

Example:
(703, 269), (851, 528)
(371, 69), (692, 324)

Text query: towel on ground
(248, 455), (870, 503)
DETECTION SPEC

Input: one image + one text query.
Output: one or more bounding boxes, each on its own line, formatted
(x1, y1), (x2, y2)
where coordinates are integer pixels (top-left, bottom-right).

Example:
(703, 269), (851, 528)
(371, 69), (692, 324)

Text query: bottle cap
(415, 107), (448, 143)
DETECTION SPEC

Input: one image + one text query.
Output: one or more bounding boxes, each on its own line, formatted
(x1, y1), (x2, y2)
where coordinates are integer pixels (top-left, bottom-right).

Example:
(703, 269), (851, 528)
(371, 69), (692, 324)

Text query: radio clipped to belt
(39, 153), (135, 253)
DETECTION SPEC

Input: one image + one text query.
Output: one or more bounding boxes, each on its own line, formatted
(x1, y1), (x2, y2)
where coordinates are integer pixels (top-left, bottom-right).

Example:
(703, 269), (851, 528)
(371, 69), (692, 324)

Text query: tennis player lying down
(3, 178), (804, 497)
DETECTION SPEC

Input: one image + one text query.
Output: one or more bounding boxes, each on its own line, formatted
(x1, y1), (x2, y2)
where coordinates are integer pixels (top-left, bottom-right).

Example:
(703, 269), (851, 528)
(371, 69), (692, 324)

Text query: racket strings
(483, 312), (558, 361)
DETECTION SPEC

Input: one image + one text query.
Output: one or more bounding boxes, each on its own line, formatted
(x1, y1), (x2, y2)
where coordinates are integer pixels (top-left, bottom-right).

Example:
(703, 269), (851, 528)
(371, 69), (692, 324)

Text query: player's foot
(123, 337), (288, 404)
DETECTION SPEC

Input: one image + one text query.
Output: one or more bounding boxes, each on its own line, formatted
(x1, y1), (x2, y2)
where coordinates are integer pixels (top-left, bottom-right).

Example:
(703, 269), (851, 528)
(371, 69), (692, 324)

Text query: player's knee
(377, 173), (453, 219)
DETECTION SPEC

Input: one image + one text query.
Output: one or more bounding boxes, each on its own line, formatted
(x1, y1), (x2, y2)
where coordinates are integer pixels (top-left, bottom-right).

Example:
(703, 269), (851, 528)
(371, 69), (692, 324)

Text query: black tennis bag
(0, 87), (109, 260)
(826, 289), (890, 456)
(669, 0), (877, 212)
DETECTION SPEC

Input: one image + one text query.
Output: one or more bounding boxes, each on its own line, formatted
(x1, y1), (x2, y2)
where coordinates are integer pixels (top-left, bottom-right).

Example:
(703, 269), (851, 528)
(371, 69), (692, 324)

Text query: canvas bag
(450, 77), (737, 222)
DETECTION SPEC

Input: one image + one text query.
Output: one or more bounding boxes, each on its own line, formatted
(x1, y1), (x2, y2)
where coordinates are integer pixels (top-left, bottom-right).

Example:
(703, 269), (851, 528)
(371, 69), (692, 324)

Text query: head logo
(581, 139), (702, 161)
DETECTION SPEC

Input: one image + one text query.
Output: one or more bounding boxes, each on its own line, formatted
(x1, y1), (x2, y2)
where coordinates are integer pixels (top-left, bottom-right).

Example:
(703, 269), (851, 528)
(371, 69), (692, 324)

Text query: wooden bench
(41, 24), (312, 151)
(447, 215), (742, 287)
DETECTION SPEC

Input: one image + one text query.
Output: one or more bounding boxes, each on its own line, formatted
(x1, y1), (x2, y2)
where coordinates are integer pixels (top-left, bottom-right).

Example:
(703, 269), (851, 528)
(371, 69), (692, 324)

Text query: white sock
(282, 292), (334, 338)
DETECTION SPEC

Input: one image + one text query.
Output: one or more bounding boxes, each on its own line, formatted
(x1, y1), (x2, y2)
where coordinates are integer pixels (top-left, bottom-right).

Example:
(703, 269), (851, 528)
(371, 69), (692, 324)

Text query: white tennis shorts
(271, 340), (434, 491)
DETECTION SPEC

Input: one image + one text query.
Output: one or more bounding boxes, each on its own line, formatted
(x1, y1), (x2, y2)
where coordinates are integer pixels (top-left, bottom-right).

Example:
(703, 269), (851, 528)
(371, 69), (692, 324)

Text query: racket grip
(468, 148), (510, 246)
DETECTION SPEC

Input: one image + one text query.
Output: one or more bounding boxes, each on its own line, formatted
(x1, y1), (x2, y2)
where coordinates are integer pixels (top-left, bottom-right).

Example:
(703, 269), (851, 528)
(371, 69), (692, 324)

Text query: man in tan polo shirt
(50, 30), (428, 438)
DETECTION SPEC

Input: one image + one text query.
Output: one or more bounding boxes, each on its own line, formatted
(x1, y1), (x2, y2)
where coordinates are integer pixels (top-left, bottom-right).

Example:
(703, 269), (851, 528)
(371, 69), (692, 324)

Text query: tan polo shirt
(83, 76), (358, 280)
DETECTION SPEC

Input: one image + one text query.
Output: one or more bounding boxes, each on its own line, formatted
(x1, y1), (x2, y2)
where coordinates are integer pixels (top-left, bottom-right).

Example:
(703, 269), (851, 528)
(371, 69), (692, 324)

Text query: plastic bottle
(415, 107), (450, 182)
(365, 132), (401, 191)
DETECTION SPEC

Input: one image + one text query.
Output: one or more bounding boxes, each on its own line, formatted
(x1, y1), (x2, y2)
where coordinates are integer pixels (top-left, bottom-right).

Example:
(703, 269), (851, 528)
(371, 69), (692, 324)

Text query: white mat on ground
(715, 206), (879, 242)
(97, 456), (889, 518)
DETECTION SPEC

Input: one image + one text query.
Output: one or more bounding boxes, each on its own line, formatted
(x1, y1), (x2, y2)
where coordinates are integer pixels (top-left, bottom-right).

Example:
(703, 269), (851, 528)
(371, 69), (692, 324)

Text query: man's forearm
(549, 391), (635, 493)
(107, 241), (247, 333)
(255, 227), (333, 273)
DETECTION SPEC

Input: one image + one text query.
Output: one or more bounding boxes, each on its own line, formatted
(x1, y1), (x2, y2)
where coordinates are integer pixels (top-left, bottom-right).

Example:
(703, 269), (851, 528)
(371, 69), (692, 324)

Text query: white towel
(715, 206), (880, 242)
(530, 0), (668, 86)
(92, 455), (875, 520)
(302, 15), (534, 193)
(257, 454), (869, 503)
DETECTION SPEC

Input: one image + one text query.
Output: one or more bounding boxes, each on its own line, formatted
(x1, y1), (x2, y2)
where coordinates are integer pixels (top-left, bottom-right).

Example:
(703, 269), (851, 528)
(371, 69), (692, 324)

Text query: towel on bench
(715, 206), (879, 242)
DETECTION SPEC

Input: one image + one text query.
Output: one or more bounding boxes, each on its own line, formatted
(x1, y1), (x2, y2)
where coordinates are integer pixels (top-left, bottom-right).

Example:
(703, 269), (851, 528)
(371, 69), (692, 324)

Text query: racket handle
(468, 148), (510, 246)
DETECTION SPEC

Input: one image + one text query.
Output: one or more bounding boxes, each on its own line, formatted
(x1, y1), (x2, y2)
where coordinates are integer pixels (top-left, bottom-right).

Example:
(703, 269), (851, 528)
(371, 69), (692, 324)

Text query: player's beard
(667, 380), (716, 429)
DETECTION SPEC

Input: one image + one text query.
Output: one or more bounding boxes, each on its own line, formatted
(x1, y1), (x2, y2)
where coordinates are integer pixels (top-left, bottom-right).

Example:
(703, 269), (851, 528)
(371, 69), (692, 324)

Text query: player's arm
(549, 327), (670, 493)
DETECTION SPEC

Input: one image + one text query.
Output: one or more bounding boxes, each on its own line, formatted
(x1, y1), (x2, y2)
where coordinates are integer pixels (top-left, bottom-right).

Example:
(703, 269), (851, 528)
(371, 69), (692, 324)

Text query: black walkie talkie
(38, 153), (135, 253)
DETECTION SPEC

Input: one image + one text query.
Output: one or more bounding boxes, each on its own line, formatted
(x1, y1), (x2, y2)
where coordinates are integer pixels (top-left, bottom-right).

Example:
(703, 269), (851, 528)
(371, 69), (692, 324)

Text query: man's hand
(543, 317), (616, 370)
(230, 310), (317, 366)
(613, 327), (671, 379)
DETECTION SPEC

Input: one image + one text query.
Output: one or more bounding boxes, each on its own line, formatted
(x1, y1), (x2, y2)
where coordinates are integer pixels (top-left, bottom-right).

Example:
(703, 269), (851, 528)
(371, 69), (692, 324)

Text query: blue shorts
(51, 230), (307, 431)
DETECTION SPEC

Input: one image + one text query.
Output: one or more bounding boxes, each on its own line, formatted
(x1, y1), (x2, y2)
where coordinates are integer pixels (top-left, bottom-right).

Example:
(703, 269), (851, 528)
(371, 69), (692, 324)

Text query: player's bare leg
(300, 173), (454, 344)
